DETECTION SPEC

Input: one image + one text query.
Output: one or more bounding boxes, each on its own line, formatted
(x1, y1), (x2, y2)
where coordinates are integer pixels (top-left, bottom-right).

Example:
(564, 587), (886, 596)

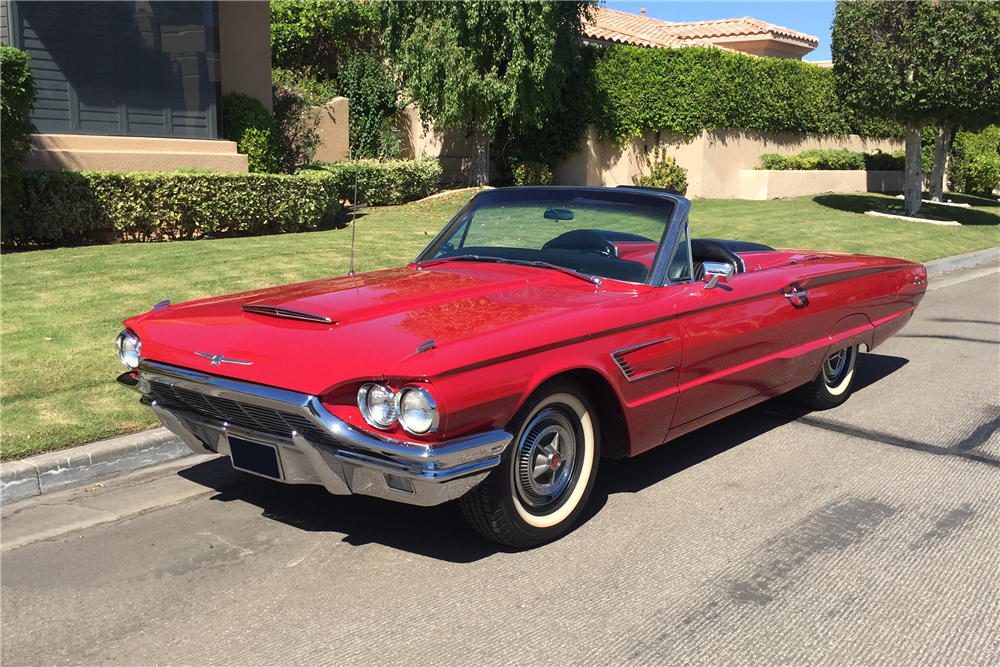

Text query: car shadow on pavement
(580, 352), (909, 521)
(178, 352), (909, 562)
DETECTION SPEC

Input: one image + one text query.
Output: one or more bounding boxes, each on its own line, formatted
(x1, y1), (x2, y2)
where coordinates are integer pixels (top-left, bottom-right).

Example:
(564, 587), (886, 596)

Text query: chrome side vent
(241, 305), (335, 325)
(611, 337), (675, 383)
(612, 351), (636, 379)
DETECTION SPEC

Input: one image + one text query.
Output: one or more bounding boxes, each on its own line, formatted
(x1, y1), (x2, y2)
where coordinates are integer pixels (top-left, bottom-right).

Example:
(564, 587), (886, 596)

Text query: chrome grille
(147, 380), (340, 448)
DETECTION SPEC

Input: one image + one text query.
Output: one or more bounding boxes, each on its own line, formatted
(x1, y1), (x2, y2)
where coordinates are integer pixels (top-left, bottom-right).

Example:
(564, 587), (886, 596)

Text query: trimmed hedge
(312, 156), (441, 205)
(758, 148), (905, 171)
(591, 45), (901, 146)
(9, 170), (340, 246)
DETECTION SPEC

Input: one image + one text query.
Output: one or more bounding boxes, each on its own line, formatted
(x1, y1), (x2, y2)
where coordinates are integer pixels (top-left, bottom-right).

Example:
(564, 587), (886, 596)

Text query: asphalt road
(3, 261), (999, 667)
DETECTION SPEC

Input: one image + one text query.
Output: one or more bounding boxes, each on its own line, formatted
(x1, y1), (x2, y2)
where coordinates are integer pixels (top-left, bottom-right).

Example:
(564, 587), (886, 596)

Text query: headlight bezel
(357, 383), (398, 429)
(395, 386), (440, 435)
(116, 330), (141, 370)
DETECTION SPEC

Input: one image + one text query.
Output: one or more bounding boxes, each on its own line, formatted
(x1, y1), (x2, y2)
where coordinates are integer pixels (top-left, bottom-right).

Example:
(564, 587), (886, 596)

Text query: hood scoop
(241, 305), (336, 325)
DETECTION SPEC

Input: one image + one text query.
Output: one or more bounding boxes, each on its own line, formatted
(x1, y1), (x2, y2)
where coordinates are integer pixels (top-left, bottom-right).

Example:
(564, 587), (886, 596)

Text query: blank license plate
(228, 436), (282, 480)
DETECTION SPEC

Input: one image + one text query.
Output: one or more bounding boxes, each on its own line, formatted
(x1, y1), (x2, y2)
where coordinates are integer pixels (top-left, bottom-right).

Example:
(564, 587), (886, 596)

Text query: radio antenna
(349, 156), (358, 276)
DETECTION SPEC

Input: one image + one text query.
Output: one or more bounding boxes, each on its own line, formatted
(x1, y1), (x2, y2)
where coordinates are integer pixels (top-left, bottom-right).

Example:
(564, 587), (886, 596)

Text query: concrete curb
(923, 247), (1000, 275)
(1, 428), (190, 504)
(2, 247), (997, 505)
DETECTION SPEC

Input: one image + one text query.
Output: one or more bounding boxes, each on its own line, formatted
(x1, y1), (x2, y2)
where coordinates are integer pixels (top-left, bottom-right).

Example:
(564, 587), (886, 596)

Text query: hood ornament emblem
(195, 351), (253, 366)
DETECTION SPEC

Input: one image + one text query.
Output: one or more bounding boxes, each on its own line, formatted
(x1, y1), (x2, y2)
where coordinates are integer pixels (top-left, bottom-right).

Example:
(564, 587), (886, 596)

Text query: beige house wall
(395, 105), (476, 184)
(553, 128), (903, 199)
(313, 97), (350, 163)
(218, 1), (273, 112)
(739, 169), (904, 200)
(25, 134), (248, 172)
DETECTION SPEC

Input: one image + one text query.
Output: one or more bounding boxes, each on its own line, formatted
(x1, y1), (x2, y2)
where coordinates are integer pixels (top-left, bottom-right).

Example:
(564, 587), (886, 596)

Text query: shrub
(8, 170), (339, 246)
(273, 85), (323, 173)
(948, 125), (1000, 194)
(313, 156), (441, 206)
(591, 45), (901, 146)
(1, 46), (37, 244)
(966, 154), (1000, 194)
(221, 93), (280, 173)
(757, 148), (904, 171)
(632, 145), (688, 195)
(272, 66), (339, 106)
(513, 163), (554, 186)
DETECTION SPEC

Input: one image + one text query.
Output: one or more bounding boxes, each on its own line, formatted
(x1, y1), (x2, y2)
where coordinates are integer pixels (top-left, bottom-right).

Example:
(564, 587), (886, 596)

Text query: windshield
(415, 188), (681, 285)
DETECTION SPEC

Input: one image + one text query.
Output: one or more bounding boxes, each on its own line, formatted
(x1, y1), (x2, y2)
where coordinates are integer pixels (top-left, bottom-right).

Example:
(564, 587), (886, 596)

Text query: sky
(604, 1), (838, 62)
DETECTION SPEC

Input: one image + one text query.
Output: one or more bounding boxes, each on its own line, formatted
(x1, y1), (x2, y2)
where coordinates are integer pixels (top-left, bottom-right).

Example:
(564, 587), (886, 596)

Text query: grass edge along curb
(1, 427), (189, 503)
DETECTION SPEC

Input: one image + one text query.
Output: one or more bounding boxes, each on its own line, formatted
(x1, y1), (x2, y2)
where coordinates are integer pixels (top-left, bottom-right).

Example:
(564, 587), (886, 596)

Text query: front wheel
(791, 344), (859, 410)
(460, 382), (600, 548)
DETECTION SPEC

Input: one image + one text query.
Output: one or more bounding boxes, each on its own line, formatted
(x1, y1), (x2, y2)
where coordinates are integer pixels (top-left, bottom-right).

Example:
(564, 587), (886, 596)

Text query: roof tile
(584, 7), (819, 50)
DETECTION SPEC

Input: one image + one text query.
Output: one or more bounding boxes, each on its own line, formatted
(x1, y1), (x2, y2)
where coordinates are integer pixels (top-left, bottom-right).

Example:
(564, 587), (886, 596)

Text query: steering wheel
(542, 230), (618, 258)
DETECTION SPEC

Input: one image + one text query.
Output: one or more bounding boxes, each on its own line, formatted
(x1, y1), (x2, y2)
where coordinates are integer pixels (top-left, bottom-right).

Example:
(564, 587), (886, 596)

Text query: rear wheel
(460, 382), (600, 548)
(791, 345), (859, 410)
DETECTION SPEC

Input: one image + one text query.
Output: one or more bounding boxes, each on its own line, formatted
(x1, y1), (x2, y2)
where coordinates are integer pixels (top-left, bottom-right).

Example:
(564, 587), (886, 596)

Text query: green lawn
(1, 190), (997, 460)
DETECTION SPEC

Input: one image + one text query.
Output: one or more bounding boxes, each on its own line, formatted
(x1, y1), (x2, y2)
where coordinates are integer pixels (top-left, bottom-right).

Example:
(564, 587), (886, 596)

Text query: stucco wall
(739, 170), (904, 200)
(25, 134), (248, 172)
(219, 1), (272, 112)
(313, 97), (350, 163)
(395, 105), (477, 184)
(553, 128), (903, 199)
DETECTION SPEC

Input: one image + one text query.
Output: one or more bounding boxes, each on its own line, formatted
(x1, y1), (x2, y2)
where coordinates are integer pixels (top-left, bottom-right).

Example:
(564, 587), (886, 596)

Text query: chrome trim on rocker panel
(611, 337), (676, 382)
(137, 360), (512, 506)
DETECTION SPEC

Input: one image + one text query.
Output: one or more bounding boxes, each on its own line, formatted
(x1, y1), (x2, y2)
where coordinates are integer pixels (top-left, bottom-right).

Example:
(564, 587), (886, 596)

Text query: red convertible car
(116, 187), (926, 547)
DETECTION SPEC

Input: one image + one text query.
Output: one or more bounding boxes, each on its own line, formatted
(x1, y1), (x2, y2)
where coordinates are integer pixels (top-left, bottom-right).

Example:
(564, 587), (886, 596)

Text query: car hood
(127, 264), (646, 395)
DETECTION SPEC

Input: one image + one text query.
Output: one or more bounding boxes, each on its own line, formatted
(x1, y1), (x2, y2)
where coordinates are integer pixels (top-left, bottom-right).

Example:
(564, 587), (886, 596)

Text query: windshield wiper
(418, 255), (603, 287)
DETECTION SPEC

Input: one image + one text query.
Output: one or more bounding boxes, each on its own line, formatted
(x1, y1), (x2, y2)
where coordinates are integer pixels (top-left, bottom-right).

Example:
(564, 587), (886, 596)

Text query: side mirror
(702, 261), (735, 289)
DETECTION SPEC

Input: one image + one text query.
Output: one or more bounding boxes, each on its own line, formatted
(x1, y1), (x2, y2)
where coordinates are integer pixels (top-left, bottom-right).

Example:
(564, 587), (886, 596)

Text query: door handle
(784, 288), (810, 308)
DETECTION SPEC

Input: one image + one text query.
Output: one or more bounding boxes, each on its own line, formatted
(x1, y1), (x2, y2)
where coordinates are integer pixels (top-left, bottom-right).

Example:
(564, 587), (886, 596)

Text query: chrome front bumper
(129, 361), (512, 507)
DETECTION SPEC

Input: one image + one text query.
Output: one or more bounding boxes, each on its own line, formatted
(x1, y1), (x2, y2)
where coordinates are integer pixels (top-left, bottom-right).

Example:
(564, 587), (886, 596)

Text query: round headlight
(116, 330), (141, 370)
(358, 383), (396, 429)
(396, 387), (439, 435)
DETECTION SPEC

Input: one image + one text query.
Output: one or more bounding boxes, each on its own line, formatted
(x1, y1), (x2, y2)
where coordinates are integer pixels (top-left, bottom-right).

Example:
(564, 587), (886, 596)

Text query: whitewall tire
(461, 382), (600, 548)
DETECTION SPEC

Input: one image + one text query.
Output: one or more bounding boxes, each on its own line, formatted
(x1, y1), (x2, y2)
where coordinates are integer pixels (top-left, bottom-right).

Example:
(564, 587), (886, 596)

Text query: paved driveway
(2, 263), (998, 666)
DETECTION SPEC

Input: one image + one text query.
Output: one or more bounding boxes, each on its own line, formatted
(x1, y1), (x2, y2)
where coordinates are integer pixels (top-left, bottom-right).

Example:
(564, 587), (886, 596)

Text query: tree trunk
(469, 130), (489, 187)
(928, 122), (953, 202)
(903, 123), (923, 217)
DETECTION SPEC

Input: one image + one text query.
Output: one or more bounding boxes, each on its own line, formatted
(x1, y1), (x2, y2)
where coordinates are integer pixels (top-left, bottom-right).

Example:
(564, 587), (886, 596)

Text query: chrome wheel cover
(823, 348), (850, 384)
(513, 409), (577, 509)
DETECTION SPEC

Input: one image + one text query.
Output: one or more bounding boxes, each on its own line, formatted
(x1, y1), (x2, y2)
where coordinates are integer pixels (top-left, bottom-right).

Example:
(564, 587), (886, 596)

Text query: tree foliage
(832, 1), (1000, 213)
(381, 0), (597, 176)
(832, 1), (1000, 128)
(336, 49), (404, 159)
(270, 0), (380, 78)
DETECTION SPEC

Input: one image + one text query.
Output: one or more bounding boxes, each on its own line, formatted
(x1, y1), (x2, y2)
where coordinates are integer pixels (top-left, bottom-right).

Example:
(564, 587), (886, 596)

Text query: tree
(382, 1), (596, 185)
(270, 0), (380, 79)
(832, 1), (1000, 215)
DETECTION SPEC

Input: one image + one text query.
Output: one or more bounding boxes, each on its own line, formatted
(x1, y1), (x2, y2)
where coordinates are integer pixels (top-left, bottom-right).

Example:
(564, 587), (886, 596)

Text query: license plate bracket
(228, 436), (283, 480)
